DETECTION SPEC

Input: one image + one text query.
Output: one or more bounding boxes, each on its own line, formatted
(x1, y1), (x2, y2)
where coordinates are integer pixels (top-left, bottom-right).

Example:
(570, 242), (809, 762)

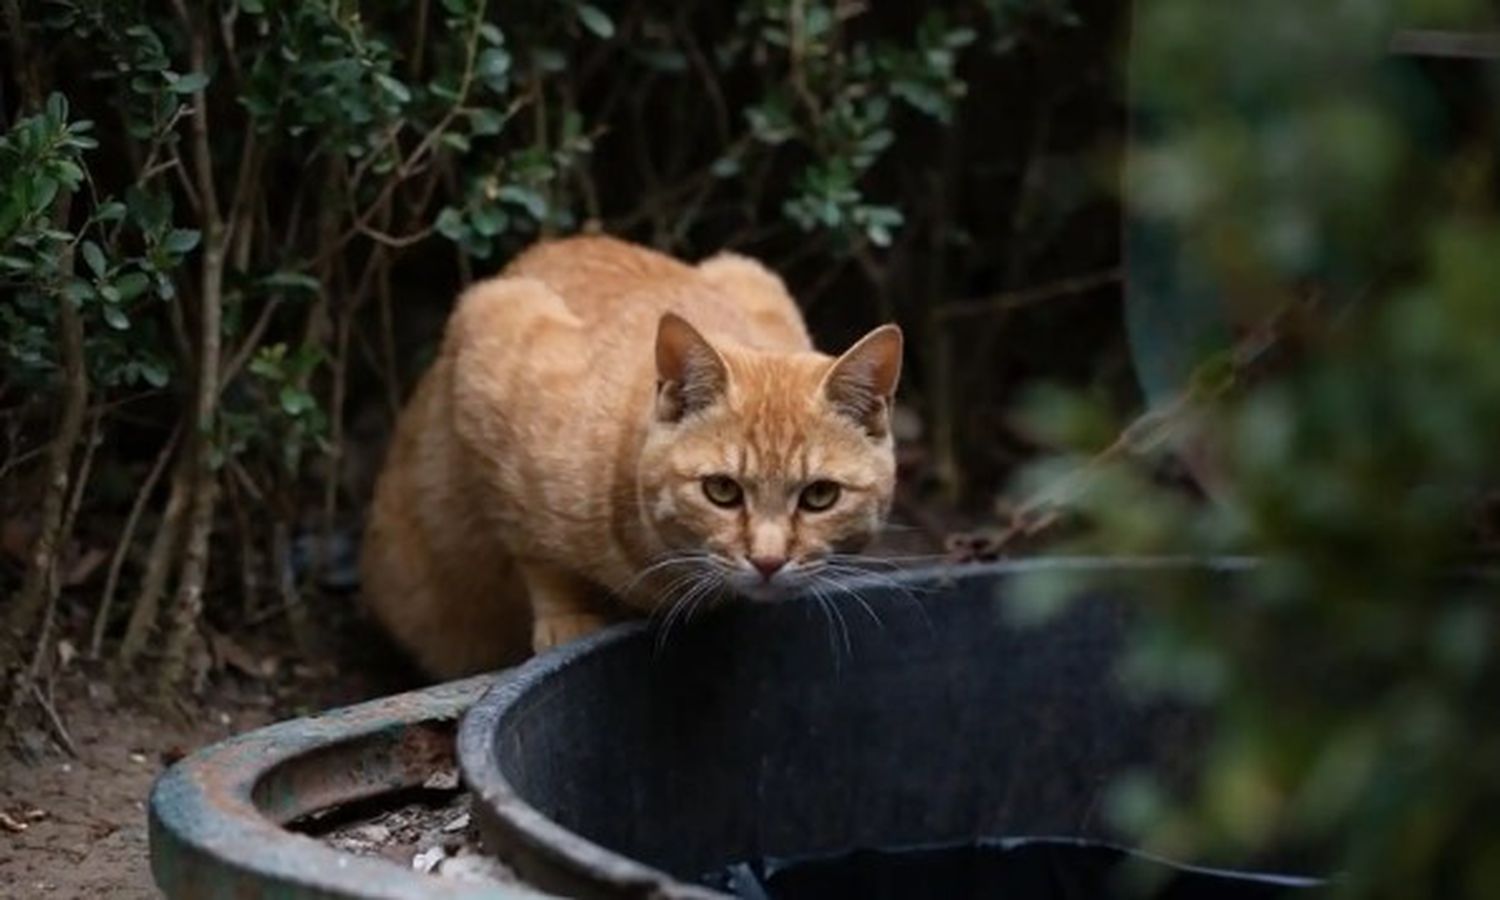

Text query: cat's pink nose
(750, 556), (787, 579)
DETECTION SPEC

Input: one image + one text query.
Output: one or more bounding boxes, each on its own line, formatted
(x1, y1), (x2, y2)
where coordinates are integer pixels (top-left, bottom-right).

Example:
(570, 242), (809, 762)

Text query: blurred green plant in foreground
(1008, 0), (1500, 896)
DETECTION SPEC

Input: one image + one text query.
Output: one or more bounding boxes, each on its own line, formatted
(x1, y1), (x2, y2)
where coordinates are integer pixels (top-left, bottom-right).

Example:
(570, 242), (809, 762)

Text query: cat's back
(502, 235), (693, 328)
(501, 235), (810, 352)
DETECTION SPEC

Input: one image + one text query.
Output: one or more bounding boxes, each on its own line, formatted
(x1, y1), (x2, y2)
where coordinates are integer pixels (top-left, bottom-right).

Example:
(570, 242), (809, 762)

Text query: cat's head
(637, 313), (902, 603)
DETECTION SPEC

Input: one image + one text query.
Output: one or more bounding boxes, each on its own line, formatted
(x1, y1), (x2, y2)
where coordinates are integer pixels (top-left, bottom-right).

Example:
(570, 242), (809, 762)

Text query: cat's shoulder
(445, 275), (581, 354)
(505, 234), (684, 279)
(695, 251), (789, 294)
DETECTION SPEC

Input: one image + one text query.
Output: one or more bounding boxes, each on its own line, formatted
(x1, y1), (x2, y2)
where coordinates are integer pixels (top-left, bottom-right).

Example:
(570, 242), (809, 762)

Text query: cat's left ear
(655, 312), (730, 423)
(821, 324), (903, 438)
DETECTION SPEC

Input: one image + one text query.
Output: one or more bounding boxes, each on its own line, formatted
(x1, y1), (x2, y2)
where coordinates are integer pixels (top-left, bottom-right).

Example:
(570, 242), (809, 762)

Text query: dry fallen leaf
(412, 845), (446, 874)
(205, 629), (267, 679)
(422, 769), (459, 791)
(0, 811), (28, 833)
(61, 545), (109, 587)
(441, 812), (470, 833)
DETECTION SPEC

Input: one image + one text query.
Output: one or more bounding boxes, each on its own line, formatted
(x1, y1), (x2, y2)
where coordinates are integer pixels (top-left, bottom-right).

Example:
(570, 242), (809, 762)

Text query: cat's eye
(702, 475), (744, 508)
(799, 480), (841, 512)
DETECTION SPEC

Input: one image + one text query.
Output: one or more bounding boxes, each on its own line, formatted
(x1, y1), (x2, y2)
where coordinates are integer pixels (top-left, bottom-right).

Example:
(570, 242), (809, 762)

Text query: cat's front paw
(531, 612), (609, 653)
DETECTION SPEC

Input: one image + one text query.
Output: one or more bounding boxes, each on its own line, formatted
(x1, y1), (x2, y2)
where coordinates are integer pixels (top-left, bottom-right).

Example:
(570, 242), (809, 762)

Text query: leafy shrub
(1, 0), (1108, 692)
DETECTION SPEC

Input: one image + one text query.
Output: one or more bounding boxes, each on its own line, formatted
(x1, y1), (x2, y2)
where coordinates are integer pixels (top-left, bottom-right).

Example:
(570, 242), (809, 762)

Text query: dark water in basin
(700, 838), (1322, 900)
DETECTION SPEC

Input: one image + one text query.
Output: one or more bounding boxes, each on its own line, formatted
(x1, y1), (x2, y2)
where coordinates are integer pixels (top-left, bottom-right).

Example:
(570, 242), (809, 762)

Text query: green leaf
(170, 72), (210, 94)
(710, 156), (741, 178)
(32, 176), (59, 213)
(102, 304), (129, 330)
(62, 279), (94, 304)
(470, 205), (507, 237)
(478, 48), (511, 93)
(468, 108), (505, 136)
(55, 160), (85, 188)
(139, 360), (170, 388)
(0, 196), (23, 237)
(115, 271), (151, 301)
(374, 73), (411, 104)
(532, 48), (566, 73)
(435, 207), (466, 241)
(95, 201), (127, 222)
(279, 386), (314, 416)
(497, 184), (547, 219)
(81, 241), (107, 278)
(576, 4), (615, 39)
(163, 229), (201, 254)
(946, 27), (978, 47)
(636, 49), (688, 73)
(262, 271), (321, 293)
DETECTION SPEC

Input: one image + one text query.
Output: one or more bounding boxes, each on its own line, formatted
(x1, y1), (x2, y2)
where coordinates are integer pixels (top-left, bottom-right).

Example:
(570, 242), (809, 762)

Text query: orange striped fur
(360, 236), (902, 677)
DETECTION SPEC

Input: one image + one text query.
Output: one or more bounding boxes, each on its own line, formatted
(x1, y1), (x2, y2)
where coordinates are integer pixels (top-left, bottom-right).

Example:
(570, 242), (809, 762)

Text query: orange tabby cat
(360, 236), (902, 677)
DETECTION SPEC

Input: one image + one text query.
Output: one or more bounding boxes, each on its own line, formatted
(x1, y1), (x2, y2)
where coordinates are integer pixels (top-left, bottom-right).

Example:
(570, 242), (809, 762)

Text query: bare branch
(91, 425), (180, 658)
(932, 269), (1123, 324)
(169, 0), (223, 230)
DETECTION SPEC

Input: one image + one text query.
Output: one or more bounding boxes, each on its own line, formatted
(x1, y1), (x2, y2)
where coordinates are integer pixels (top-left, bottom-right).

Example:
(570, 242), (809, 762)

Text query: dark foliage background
(0, 0), (1124, 695)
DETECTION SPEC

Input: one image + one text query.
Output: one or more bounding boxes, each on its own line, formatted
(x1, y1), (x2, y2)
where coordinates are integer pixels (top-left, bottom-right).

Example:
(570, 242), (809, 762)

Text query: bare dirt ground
(0, 599), (413, 900)
(0, 672), (277, 898)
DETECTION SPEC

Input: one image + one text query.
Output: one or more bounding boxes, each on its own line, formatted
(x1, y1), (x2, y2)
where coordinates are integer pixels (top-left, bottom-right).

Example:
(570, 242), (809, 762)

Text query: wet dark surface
(700, 838), (1321, 900)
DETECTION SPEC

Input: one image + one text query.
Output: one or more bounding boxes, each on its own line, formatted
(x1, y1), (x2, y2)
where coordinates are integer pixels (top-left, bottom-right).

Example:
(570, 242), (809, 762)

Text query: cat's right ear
(655, 312), (729, 423)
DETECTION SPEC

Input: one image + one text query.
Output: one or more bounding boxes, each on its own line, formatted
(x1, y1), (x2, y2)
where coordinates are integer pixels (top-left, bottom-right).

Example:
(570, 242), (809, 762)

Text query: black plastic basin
(458, 561), (1319, 899)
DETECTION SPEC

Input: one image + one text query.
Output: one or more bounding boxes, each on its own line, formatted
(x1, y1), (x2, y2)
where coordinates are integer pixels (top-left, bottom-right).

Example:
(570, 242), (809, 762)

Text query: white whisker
(812, 561), (937, 636)
(811, 571), (885, 631)
(622, 550), (714, 601)
(805, 585), (843, 671)
(652, 569), (712, 653)
(653, 571), (722, 655)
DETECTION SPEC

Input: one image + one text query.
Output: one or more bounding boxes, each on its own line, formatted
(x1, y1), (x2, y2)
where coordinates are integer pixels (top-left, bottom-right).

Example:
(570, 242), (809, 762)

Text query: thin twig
(115, 450), (190, 668)
(354, 221), (438, 249)
(91, 425), (180, 658)
(225, 470), (262, 621)
(59, 415), (100, 544)
(170, 0), (222, 225)
(984, 325), (1276, 554)
(28, 682), (77, 758)
(219, 296), (285, 391)
(932, 268), (1123, 323)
